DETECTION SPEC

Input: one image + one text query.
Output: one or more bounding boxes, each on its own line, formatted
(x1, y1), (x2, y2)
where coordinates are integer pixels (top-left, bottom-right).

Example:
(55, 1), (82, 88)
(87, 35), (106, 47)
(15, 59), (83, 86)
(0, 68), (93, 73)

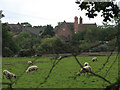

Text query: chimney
(79, 16), (82, 24)
(74, 16), (78, 33)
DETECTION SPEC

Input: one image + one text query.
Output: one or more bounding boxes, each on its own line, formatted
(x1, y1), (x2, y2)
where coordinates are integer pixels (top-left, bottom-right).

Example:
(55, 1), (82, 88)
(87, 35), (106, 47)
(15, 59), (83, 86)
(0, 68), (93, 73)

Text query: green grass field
(2, 55), (118, 88)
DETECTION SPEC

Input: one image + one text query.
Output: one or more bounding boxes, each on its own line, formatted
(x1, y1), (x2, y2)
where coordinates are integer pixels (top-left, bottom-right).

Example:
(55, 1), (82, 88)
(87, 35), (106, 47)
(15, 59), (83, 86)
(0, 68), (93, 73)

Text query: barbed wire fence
(1, 56), (39, 89)
(2, 25), (120, 89)
(35, 31), (119, 88)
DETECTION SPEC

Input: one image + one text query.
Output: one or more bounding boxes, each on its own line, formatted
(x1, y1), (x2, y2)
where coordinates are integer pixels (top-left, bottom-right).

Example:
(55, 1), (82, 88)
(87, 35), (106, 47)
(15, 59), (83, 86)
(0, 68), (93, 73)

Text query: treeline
(71, 25), (117, 52)
(2, 23), (117, 57)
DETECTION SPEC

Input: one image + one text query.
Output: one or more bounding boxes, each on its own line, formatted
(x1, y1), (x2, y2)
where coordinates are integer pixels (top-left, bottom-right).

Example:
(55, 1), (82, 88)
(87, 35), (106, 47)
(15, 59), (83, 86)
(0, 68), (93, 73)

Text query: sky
(0, 0), (114, 27)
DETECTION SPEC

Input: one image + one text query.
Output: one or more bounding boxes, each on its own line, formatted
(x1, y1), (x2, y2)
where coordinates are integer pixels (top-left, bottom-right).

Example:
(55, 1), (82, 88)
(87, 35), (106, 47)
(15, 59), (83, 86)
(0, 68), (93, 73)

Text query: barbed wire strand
(2, 28), (120, 88)
(73, 55), (111, 84)
(95, 39), (117, 73)
(104, 52), (119, 78)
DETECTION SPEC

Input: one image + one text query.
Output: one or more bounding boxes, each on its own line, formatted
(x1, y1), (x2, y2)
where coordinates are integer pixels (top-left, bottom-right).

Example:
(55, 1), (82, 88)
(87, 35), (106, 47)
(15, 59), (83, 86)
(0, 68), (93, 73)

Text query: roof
(6, 23), (45, 36)
(54, 22), (74, 33)
(78, 23), (96, 31)
(7, 24), (22, 34)
(55, 21), (96, 33)
(22, 27), (45, 36)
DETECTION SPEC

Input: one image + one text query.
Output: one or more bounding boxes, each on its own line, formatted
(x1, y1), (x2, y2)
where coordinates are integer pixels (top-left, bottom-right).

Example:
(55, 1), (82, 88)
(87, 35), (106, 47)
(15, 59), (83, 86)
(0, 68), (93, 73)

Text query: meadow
(2, 54), (118, 88)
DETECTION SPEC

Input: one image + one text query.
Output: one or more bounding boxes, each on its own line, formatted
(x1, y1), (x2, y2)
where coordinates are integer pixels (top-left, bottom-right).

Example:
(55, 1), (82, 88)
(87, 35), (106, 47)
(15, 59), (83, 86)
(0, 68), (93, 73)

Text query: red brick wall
(56, 22), (73, 41)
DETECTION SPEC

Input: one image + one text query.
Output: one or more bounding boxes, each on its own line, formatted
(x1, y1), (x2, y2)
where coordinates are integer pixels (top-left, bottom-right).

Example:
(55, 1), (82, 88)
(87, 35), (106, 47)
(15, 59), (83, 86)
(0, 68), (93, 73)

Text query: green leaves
(77, 2), (120, 22)
(41, 25), (55, 37)
(2, 24), (19, 57)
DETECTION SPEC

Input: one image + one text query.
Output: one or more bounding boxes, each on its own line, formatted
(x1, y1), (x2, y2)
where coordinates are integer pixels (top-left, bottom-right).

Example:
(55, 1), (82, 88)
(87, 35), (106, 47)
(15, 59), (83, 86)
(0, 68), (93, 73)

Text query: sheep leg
(3, 74), (4, 79)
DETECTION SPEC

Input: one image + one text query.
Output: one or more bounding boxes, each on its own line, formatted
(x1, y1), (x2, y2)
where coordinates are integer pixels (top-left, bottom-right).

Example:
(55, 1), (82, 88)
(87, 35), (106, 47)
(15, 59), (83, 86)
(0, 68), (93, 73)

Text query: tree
(36, 37), (65, 54)
(15, 32), (32, 49)
(41, 25), (55, 37)
(33, 25), (43, 28)
(55, 22), (62, 29)
(76, 0), (120, 89)
(0, 10), (4, 19)
(2, 23), (19, 57)
(76, 1), (120, 22)
(21, 22), (32, 27)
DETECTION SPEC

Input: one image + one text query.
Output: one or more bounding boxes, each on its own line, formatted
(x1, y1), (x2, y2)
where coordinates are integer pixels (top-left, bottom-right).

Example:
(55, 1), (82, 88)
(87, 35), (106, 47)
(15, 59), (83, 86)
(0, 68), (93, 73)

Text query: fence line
(2, 30), (119, 89)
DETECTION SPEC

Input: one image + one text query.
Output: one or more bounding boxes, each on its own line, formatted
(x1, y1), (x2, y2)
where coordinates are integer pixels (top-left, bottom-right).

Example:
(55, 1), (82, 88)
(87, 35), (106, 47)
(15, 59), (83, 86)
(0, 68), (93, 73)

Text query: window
(63, 28), (65, 31)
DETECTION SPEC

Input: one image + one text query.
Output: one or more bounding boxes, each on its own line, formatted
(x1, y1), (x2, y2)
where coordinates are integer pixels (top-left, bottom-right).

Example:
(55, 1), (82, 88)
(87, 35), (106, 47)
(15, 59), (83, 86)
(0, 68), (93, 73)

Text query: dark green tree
(2, 23), (19, 57)
(76, 1), (120, 22)
(15, 32), (32, 49)
(41, 25), (55, 37)
(21, 22), (32, 27)
(36, 37), (65, 54)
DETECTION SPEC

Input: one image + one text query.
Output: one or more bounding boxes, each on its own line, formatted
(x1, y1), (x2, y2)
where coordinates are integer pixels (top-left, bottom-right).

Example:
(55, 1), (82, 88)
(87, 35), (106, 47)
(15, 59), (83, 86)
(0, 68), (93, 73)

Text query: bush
(3, 47), (14, 57)
(18, 49), (34, 57)
(36, 37), (65, 54)
(90, 45), (109, 52)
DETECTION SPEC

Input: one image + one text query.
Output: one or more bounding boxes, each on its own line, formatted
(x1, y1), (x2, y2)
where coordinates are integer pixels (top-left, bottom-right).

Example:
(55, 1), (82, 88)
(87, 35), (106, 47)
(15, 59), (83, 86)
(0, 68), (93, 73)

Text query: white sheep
(26, 65), (38, 73)
(27, 61), (33, 65)
(3, 70), (16, 79)
(84, 62), (89, 66)
(77, 66), (91, 76)
(92, 57), (97, 62)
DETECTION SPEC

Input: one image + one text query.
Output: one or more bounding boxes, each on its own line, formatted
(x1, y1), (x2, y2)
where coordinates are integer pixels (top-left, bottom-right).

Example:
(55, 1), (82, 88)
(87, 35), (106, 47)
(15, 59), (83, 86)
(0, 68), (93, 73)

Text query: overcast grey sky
(0, 0), (109, 27)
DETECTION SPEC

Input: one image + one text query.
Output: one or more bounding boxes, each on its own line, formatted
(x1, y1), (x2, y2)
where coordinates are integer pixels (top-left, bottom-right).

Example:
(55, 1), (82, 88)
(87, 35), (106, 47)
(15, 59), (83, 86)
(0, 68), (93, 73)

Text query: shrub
(18, 49), (34, 57)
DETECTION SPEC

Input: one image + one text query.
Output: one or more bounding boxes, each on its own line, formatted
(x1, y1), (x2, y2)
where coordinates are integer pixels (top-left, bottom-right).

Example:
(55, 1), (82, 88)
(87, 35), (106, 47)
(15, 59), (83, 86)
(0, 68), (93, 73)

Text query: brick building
(55, 16), (97, 41)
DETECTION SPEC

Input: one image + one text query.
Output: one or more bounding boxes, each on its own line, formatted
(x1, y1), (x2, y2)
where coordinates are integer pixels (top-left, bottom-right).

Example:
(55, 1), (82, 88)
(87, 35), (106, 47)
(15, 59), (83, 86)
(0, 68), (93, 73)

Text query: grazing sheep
(26, 65), (38, 73)
(92, 57), (97, 62)
(35, 54), (37, 57)
(27, 61), (33, 65)
(84, 62), (89, 66)
(3, 70), (16, 79)
(77, 66), (91, 76)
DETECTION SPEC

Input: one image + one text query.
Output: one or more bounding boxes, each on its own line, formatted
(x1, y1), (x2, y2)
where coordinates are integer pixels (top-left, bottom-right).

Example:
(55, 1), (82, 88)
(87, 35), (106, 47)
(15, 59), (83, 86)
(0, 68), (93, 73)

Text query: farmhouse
(5, 16), (97, 41)
(55, 16), (97, 41)
(6, 23), (45, 36)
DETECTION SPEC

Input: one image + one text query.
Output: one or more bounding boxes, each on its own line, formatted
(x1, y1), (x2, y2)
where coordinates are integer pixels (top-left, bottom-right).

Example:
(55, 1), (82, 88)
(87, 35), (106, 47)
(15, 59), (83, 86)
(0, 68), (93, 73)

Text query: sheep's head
(11, 74), (16, 79)
(84, 64), (88, 66)
(13, 75), (16, 79)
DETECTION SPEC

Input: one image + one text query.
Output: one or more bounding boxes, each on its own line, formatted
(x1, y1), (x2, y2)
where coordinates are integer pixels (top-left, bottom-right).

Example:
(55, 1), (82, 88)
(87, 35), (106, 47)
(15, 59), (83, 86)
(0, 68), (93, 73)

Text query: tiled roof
(7, 24), (22, 34)
(22, 27), (45, 36)
(6, 24), (45, 36)
(55, 21), (96, 32)
(78, 23), (96, 31)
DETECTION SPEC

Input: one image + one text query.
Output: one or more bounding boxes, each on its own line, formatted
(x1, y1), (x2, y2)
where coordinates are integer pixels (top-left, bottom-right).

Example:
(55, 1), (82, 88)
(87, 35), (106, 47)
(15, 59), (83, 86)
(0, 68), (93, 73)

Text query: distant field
(2, 55), (118, 88)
